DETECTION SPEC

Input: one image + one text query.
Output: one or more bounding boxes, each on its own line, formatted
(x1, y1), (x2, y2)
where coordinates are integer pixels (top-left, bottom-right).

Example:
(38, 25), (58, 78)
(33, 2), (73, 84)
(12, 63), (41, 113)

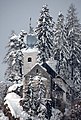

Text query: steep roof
(42, 62), (57, 78)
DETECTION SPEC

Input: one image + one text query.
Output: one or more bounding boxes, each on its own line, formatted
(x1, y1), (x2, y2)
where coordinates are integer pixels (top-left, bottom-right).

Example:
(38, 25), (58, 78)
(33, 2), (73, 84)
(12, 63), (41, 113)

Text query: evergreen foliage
(23, 75), (46, 119)
(4, 30), (27, 83)
(35, 4), (54, 63)
(54, 12), (69, 79)
(3, 3), (81, 120)
(65, 4), (81, 93)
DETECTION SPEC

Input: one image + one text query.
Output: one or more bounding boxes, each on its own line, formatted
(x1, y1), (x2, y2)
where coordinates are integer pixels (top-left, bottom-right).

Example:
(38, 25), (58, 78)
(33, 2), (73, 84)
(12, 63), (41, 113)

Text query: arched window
(28, 57), (32, 62)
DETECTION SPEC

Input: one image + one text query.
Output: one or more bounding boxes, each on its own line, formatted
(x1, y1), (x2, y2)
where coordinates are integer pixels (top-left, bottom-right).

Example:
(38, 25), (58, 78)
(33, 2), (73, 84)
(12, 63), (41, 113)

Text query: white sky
(0, 0), (81, 81)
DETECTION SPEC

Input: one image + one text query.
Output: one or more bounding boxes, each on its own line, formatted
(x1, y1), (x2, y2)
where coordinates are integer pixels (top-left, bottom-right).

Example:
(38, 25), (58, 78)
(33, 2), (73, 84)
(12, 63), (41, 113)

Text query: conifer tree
(23, 75), (46, 119)
(54, 12), (69, 78)
(4, 30), (26, 83)
(65, 4), (81, 92)
(35, 4), (54, 63)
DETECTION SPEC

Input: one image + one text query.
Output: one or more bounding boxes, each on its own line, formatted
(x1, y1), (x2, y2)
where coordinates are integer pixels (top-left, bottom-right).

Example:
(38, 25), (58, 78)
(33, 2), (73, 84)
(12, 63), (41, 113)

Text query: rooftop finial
(29, 17), (31, 29)
(29, 17), (33, 34)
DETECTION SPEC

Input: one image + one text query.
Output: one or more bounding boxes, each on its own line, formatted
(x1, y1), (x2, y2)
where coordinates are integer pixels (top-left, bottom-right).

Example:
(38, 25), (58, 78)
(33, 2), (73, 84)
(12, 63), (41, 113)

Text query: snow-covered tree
(17, 30), (27, 78)
(23, 75), (47, 119)
(35, 4), (54, 63)
(4, 30), (27, 83)
(54, 12), (69, 78)
(65, 4), (81, 92)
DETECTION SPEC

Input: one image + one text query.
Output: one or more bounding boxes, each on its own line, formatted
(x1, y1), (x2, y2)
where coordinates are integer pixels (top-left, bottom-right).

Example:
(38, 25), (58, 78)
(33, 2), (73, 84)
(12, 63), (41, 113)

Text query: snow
(8, 83), (22, 93)
(4, 92), (63, 120)
(23, 47), (38, 53)
(27, 63), (46, 75)
(4, 92), (47, 120)
(4, 92), (21, 118)
(10, 34), (18, 40)
(33, 75), (47, 81)
(47, 58), (57, 72)
(35, 4), (54, 63)
(4, 92), (28, 119)
(4, 92), (20, 100)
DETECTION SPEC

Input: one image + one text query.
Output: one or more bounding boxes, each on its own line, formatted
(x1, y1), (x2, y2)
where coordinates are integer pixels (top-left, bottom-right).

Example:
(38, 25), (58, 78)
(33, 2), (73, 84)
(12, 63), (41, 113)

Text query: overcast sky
(0, 0), (81, 81)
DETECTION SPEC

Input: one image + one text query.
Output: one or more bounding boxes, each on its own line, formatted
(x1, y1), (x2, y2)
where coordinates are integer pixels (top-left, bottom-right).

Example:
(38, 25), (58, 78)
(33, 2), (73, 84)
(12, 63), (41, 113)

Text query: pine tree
(65, 4), (81, 92)
(54, 12), (69, 79)
(4, 30), (27, 83)
(35, 4), (54, 63)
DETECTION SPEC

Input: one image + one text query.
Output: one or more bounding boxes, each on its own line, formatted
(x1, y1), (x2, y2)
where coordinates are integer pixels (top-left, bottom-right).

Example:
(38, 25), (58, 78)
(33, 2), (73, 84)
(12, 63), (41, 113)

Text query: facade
(23, 48), (38, 75)
(23, 64), (51, 100)
(23, 61), (72, 107)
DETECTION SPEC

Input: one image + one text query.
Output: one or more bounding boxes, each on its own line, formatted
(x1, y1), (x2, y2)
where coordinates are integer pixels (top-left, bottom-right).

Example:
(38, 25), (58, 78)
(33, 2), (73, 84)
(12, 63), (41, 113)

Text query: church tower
(23, 18), (38, 75)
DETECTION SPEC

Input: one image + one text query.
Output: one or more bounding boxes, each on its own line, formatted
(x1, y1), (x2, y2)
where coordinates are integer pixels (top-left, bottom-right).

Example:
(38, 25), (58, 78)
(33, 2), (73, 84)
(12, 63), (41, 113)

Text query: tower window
(28, 57), (32, 62)
(36, 69), (38, 74)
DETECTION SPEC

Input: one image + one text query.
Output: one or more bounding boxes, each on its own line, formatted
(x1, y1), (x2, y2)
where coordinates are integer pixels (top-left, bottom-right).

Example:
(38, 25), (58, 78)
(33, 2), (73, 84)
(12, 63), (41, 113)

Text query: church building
(22, 20), (72, 112)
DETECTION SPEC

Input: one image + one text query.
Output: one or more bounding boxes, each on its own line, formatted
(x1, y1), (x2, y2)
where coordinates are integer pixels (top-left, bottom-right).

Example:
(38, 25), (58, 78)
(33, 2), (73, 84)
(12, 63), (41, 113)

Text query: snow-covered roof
(4, 92), (20, 100)
(4, 92), (22, 118)
(46, 58), (57, 73)
(25, 62), (49, 76)
(23, 47), (38, 53)
(4, 92), (28, 119)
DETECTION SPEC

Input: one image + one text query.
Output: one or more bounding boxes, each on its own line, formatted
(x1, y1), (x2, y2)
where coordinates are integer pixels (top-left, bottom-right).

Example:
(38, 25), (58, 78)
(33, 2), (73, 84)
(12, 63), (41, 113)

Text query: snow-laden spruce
(23, 75), (47, 119)
(65, 4), (81, 94)
(54, 12), (69, 80)
(4, 30), (27, 83)
(35, 4), (54, 63)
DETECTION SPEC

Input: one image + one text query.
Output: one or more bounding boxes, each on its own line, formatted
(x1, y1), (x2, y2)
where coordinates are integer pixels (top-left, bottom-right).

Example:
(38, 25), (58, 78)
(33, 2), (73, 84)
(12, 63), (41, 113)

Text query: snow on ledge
(4, 92), (20, 100)
(23, 47), (38, 53)
(8, 83), (22, 93)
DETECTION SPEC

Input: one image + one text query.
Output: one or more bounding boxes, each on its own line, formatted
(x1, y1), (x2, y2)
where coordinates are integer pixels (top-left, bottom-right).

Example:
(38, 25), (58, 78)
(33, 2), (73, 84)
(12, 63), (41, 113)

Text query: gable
(25, 64), (50, 80)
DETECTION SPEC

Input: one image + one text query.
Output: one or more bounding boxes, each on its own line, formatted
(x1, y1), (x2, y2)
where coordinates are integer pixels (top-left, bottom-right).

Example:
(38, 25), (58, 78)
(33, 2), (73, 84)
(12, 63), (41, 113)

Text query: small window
(36, 69), (38, 74)
(28, 57), (32, 62)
